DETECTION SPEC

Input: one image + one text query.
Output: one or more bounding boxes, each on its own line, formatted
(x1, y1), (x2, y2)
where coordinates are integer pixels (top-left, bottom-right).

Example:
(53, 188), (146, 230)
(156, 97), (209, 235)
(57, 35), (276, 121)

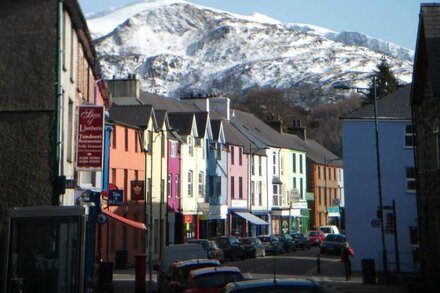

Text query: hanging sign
(76, 106), (104, 170)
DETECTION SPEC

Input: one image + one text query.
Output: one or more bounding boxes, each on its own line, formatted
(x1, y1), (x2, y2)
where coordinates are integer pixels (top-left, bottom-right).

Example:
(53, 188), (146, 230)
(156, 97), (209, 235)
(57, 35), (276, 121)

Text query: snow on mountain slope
(88, 1), (413, 102)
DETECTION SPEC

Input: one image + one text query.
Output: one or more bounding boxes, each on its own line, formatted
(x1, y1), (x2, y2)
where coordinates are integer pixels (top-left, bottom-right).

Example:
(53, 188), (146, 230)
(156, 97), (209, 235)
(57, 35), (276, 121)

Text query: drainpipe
(53, 0), (63, 206)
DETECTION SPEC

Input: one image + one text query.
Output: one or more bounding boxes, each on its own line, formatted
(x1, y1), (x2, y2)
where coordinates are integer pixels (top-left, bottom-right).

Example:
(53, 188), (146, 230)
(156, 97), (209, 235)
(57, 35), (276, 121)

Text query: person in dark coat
(341, 241), (354, 280)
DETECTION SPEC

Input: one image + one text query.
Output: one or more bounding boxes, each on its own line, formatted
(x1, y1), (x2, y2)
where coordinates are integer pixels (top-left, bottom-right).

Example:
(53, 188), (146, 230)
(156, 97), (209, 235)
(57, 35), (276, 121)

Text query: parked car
(185, 266), (244, 293)
(155, 244), (207, 292)
(223, 278), (324, 293)
(275, 233), (297, 252)
(166, 259), (221, 293)
(210, 236), (244, 261)
(239, 237), (265, 258)
(307, 230), (326, 247)
(257, 235), (284, 255)
(186, 239), (225, 263)
(290, 233), (311, 250)
(320, 233), (346, 255)
(318, 225), (340, 236)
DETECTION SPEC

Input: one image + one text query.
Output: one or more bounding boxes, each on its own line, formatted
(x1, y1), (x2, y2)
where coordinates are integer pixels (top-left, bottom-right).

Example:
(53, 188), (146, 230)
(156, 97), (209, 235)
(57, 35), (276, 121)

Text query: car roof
(189, 266), (241, 277)
(173, 258), (220, 269)
(224, 278), (320, 290)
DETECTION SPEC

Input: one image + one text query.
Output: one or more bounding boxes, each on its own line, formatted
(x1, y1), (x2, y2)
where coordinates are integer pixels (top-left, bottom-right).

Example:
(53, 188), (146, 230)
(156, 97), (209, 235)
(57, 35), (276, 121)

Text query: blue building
(341, 86), (418, 273)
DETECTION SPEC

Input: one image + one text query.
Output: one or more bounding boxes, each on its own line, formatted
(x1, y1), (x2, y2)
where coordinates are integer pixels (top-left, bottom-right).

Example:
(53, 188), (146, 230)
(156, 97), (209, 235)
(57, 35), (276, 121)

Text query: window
(170, 142), (177, 158)
(216, 144), (222, 161)
(198, 172), (204, 197)
(112, 126), (117, 149)
(250, 181), (255, 205)
(258, 156), (262, 175)
(111, 168), (116, 184)
(134, 170), (138, 180)
(70, 27), (75, 81)
(167, 174), (172, 197)
(125, 128), (129, 151)
(299, 154), (303, 173)
(135, 131), (139, 153)
(405, 124), (414, 148)
(231, 176), (235, 198)
(238, 177), (243, 199)
(405, 167), (416, 192)
(273, 152), (277, 174)
(124, 169), (128, 201)
(292, 153), (296, 173)
(273, 184), (281, 206)
(231, 146), (235, 165)
(217, 176), (221, 197)
(239, 148), (242, 165)
(175, 175), (179, 197)
(188, 136), (193, 156)
(188, 171), (193, 197)
(251, 156), (255, 175)
(258, 181), (262, 205)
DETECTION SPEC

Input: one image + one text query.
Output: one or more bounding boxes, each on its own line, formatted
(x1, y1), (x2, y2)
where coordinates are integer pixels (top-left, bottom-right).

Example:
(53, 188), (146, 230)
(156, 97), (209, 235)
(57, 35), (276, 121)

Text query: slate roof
(167, 112), (195, 136)
(194, 112), (209, 138)
(139, 92), (199, 112)
(412, 4), (440, 103)
(229, 110), (307, 152)
(108, 105), (155, 128)
(342, 85), (412, 120)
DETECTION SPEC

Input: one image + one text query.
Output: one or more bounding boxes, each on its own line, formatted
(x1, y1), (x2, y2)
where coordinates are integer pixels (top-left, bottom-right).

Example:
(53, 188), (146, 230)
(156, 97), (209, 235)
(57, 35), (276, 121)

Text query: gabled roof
(342, 85), (412, 120)
(194, 112), (212, 139)
(210, 119), (226, 143)
(412, 3), (440, 104)
(304, 139), (342, 167)
(108, 105), (156, 128)
(168, 112), (197, 136)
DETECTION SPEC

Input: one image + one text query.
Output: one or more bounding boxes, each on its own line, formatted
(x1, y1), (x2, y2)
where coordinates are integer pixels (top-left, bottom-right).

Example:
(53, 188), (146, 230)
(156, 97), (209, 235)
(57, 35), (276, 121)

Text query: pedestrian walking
(341, 241), (355, 280)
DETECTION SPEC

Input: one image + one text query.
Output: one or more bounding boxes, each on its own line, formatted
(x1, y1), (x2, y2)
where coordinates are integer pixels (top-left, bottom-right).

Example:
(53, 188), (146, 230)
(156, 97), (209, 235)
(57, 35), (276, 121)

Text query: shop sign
(76, 106), (104, 170)
(108, 190), (123, 206)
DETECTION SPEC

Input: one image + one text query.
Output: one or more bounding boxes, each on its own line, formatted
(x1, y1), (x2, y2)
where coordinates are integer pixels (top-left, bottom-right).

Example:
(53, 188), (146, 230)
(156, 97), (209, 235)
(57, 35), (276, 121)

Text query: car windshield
(325, 235), (345, 242)
(210, 241), (219, 249)
(179, 263), (219, 286)
(194, 272), (244, 288)
(308, 232), (318, 236)
(189, 240), (209, 250)
(320, 227), (331, 233)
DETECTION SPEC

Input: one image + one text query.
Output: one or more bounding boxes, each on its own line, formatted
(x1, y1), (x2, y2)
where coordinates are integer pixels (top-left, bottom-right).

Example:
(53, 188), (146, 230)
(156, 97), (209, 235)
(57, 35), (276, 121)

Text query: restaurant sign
(76, 106), (104, 170)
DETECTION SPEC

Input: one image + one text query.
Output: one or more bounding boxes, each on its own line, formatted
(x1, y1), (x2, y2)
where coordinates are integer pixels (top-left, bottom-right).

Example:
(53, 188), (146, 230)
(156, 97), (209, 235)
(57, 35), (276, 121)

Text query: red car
(307, 230), (326, 246)
(185, 266), (244, 293)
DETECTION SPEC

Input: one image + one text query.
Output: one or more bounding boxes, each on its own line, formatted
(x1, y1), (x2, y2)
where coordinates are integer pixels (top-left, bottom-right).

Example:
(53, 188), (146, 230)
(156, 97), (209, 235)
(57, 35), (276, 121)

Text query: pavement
(107, 267), (410, 293)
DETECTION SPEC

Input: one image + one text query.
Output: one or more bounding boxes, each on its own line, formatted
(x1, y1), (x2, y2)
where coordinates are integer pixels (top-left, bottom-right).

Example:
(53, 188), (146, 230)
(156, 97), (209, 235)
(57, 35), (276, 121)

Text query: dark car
(166, 259), (221, 293)
(257, 235), (284, 255)
(186, 266), (244, 293)
(223, 278), (324, 293)
(291, 233), (311, 250)
(211, 236), (244, 261)
(187, 239), (225, 263)
(275, 233), (297, 252)
(307, 230), (326, 247)
(320, 233), (346, 255)
(239, 237), (265, 258)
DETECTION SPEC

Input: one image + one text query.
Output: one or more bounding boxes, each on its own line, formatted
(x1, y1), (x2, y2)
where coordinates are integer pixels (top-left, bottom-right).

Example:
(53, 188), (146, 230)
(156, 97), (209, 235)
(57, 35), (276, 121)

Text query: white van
(155, 243), (206, 290)
(318, 225), (340, 236)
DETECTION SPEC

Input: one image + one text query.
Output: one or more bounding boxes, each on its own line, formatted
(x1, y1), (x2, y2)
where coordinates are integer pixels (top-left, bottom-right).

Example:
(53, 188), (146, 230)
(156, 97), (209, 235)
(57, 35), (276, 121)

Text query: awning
(102, 209), (147, 231)
(235, 212), (269, 225)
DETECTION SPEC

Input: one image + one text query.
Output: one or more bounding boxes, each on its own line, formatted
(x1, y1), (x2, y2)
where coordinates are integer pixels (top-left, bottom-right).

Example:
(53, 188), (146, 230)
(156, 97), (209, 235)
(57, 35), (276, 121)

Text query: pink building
(227, 145), (249, 237)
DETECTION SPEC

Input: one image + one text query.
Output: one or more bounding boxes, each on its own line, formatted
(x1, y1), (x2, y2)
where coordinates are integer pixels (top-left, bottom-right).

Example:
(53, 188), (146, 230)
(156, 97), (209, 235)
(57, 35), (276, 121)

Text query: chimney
(210, 97), (231, 121)
(266, 119), (284, 134)
(288, 119), (307, 140)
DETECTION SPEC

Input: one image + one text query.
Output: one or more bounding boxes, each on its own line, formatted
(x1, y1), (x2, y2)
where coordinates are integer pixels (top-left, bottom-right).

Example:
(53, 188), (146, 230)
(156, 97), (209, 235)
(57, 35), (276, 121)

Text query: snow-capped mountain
(87, 0), (413, 102)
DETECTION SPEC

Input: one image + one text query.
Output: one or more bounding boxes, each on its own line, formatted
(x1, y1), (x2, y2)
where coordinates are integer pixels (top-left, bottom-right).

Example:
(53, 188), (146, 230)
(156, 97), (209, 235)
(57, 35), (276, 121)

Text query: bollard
(317, 254), (321, 274)
(135, 254), (147, 293)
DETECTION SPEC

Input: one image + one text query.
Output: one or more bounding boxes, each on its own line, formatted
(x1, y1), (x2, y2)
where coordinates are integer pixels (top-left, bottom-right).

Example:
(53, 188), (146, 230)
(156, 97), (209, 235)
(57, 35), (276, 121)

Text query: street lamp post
(334, 76), (389, 285)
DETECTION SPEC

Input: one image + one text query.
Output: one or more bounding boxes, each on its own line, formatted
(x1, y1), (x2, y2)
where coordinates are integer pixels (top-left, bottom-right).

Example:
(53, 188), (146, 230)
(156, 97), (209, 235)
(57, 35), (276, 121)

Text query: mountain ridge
(88, 0), (413, 104)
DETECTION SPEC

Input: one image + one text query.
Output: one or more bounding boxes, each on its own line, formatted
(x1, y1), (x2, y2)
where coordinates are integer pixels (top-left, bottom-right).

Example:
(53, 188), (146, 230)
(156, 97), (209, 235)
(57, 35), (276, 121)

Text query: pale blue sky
(78, 0), (430, 50)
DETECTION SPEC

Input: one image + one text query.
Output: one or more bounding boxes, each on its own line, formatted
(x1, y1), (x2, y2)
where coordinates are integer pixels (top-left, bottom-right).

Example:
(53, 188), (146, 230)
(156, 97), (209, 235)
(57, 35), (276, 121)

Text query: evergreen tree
(367, 57), (400, 103)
